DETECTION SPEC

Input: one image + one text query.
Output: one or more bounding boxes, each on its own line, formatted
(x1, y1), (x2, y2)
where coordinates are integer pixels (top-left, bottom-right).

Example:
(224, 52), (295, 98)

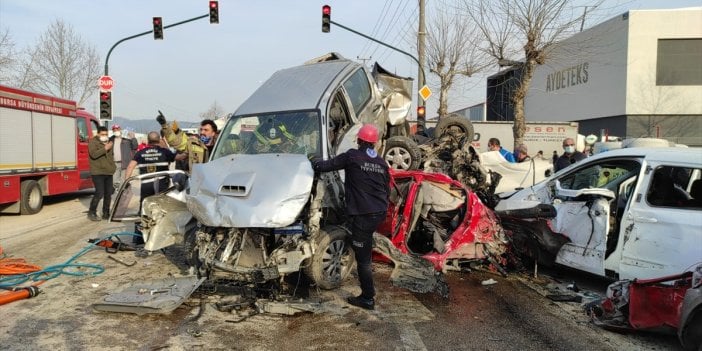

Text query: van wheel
(20, 180), (42, 215)
(304, 226), (355, 290)
(383, 136), (421, 170)
(435, 114), (474, 142)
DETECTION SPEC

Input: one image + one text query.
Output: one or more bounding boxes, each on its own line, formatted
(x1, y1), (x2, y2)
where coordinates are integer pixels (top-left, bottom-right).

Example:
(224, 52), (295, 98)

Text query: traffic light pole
(104, 14), (208, 76)
(330, 20), (427, 126)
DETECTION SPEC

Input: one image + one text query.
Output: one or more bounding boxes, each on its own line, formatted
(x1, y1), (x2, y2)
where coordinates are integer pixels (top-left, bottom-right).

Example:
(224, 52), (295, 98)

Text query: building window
(656, 38), (702, 86)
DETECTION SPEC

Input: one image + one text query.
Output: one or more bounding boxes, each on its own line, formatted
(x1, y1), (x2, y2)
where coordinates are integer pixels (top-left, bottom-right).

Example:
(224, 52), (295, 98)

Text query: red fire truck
(0, 84), (101, 215)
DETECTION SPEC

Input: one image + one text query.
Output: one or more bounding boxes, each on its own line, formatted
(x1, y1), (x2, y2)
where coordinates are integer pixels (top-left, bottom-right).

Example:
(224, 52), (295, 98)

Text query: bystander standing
(110, 124), (138, 189)
(488, 138), (516, 163)
(87, 126), (116, 221)
(555, 137), (587, 172)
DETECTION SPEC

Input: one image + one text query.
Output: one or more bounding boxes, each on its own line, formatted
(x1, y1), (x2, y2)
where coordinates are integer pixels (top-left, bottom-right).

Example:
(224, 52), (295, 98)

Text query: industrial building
(483, 7), (702, 146)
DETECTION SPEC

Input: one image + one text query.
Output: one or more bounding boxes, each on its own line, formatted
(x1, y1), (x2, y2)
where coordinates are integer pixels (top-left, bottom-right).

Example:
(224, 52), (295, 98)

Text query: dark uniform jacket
(312, 146), (390, 216)
(88, 136), (116, 175)
(555, 151), (586, 172)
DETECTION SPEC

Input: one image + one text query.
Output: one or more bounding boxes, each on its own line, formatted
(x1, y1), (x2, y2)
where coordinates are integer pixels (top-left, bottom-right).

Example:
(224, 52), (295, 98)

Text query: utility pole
(418, 0), (426, 127)
(357, 56), (372, 67)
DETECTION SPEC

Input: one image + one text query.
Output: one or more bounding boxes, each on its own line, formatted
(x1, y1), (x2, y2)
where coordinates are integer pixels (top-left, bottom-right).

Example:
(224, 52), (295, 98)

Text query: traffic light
(153, 17), (163, 40)
(322, 5), (331, 33)
(100, 92), (112, 120)
(417, 105), (426, 120)
(209, 1), (219, 24)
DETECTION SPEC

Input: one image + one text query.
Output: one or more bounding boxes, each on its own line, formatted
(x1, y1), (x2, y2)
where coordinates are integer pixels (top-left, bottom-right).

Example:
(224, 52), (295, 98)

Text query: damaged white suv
(111, 53), (420, 294)
(495, 147), (702, 280)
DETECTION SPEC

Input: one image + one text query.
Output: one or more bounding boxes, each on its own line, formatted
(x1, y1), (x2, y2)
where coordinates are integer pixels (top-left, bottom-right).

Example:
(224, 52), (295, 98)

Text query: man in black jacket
(311, 124), (390, 310)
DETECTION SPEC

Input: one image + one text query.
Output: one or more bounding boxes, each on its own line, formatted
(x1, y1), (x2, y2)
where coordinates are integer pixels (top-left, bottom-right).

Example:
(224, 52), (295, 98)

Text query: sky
(1, 0), (700, 123)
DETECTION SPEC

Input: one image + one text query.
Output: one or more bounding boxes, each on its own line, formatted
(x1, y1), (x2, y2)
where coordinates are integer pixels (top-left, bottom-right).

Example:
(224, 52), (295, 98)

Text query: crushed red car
(375, 169), (509, 273)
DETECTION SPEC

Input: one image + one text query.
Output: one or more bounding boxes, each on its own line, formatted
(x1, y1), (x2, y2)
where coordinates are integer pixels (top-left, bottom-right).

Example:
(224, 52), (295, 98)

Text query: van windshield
(211, 111), (321, 160)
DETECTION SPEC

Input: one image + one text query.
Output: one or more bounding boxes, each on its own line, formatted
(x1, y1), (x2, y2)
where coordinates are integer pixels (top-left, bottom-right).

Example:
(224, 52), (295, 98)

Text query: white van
(495, 147), (702, 280)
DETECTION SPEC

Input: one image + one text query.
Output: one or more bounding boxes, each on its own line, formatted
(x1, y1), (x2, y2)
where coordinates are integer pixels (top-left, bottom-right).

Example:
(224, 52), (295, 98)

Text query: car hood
(187, 154), (314, 228)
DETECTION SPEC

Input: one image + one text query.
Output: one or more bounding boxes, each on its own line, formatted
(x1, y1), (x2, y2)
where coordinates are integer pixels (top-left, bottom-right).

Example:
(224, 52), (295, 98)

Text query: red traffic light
(100, 92), (110, 101)
(417, 106), (426, 118)
(322, 5), (331, 33)
(153, 17), (164, 40)
(209, 1), (219, 24)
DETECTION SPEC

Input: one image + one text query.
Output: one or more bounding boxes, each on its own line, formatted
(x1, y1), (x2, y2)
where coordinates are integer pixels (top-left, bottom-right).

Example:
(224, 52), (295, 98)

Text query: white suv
(495, 147), (702, 280)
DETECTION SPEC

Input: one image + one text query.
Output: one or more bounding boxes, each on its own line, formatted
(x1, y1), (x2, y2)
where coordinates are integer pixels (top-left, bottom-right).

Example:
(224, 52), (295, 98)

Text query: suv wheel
(383, 136), (421, 170)
(305, 226), (355, 290)
(435, 114), (474, 142)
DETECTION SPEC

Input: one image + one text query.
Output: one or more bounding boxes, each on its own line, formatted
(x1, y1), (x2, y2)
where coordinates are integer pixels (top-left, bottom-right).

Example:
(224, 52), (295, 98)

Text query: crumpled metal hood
(187, 154), (314, 228)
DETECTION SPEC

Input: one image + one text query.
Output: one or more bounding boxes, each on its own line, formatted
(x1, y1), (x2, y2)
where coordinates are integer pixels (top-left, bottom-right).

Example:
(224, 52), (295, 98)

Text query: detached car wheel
(20, 180), (42, 215)
(383, 136), (421, 170)
(305, 226), (355, 290)
(435, 114), (474, 142)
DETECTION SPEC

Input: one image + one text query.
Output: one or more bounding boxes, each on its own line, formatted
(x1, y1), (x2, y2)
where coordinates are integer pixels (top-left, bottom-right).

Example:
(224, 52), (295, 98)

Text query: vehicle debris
(373, 233), (449, 298)
(585, 264), (702, 350)
(92, 275), (205, 315)
(481, 278), (498, 286)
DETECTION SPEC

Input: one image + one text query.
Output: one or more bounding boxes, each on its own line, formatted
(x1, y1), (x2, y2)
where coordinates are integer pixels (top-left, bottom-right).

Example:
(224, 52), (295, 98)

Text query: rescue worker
(311, 124), (390, 310)
(110, 124), (138, 189)
(488, 138), (516, 163)
(124, 131), (177, 244)
(156, 112), (214, 172)
(252, 116), (296, 153)
(555, 137), (586, 172)
(87, 126), (116, 221)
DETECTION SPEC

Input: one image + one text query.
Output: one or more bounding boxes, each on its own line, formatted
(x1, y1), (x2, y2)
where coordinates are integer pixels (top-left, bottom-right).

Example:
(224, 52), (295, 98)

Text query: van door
(618, 162), (702, 280)
(550, 158), (641, 276)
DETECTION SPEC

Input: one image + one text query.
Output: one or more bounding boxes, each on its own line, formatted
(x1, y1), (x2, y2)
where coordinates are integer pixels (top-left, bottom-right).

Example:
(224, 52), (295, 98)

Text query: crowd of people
(86, 113), (221, 243)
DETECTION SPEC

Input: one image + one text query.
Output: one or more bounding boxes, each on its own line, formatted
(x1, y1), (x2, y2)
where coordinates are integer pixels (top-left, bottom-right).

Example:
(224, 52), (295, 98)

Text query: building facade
(487, 7), (702, 146)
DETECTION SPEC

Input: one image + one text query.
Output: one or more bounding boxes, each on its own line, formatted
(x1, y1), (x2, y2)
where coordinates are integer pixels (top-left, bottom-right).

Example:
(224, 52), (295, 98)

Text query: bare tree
(199, 100), (226, 120)
(425, 9), (490, 118)
(464, 0), (601, 149)
(19, 19), (100, 105)
(0, 28), (16, 84)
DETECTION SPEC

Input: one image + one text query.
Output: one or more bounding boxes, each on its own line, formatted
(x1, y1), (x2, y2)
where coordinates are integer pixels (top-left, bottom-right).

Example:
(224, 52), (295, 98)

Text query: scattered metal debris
(92, 276), (205, 315)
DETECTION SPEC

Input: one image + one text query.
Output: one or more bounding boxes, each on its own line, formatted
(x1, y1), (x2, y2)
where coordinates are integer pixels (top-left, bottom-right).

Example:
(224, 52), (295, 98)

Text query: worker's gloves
(156, 111), (167, 126)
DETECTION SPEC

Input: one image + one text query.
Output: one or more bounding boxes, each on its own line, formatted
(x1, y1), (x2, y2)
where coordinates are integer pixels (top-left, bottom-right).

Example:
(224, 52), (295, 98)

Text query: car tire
(383, 136), (421, 170)
(435, 114), (474, 142)
(304, 225), (355, 290)
(20, 180), (42, 215)
(681, 309), (702, 351)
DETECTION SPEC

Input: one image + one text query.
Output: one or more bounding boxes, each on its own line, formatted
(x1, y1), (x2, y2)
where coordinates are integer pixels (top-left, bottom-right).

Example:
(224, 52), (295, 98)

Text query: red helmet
(357, 124), (379, 143)
(111, 124), (121, 130)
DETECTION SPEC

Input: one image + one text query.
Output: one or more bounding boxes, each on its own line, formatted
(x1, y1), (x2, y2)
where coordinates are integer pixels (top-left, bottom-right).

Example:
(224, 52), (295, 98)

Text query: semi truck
(0, 84), (101, 214)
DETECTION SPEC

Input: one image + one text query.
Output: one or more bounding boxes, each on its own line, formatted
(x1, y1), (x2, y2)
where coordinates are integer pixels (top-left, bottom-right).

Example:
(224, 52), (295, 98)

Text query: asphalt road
(0, 193), (682, 350)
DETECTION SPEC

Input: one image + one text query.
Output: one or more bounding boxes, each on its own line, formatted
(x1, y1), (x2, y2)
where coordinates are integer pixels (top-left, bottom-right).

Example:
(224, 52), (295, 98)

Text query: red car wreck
(376, 169), (509, 273)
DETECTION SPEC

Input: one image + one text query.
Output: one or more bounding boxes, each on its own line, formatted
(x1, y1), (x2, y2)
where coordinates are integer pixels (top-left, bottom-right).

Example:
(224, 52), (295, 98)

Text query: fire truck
(0, 84), (101, 214)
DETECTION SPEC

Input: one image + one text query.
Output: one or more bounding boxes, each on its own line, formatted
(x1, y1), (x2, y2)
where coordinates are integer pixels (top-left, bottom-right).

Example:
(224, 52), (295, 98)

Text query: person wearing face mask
(156, 112), (216, 173)
(109, 124), (138, 189)
(87, 126), (116, 221)
(555, 137), (586, 172)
